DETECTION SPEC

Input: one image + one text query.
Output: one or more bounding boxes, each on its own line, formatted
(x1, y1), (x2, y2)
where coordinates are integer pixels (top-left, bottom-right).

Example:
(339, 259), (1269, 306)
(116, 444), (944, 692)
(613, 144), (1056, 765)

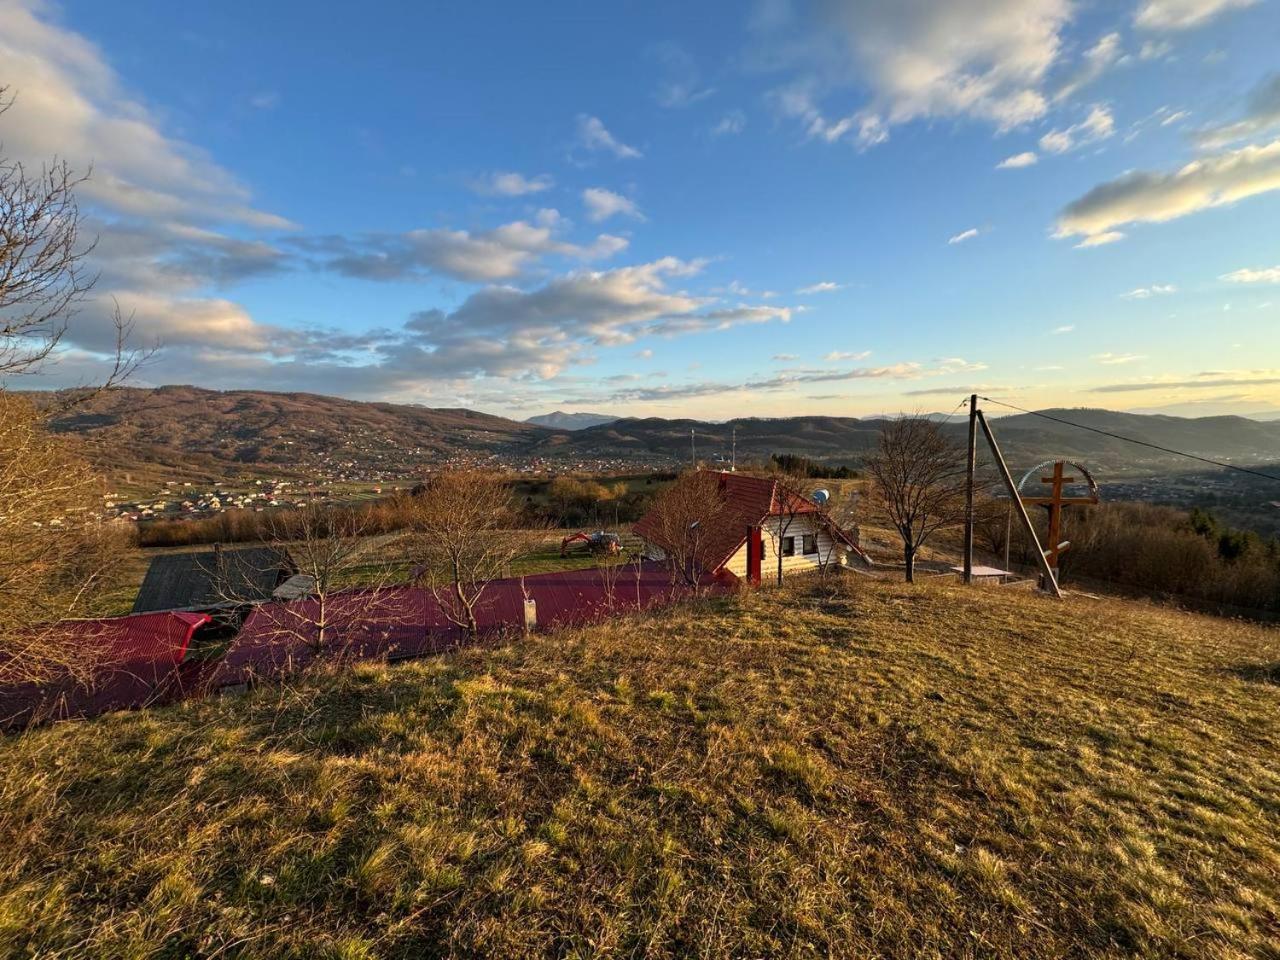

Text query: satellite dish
(811, 489), (830, 505)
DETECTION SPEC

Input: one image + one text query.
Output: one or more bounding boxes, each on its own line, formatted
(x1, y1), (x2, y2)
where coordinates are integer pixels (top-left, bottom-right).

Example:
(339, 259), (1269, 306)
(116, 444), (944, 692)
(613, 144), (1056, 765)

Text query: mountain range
(32, 387), (1280, 486)
(525, 411), (619, 431)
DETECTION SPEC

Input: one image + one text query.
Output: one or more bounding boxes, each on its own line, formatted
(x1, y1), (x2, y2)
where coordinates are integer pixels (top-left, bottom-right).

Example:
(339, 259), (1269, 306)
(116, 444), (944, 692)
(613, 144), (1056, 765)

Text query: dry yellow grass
(0, 577), (1277, 958)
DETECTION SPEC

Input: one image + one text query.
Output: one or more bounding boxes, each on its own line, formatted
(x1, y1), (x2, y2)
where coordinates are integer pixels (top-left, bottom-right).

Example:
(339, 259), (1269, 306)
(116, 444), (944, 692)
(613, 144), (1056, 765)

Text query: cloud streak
(576, 114), (642, 159)
(1055, 137), (1280, 245)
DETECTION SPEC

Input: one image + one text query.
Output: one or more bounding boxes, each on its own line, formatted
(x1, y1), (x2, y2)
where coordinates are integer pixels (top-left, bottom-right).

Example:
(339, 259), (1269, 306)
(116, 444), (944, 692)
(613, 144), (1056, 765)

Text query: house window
(781, 536), (796, 556)
(803, 534), (818, 555)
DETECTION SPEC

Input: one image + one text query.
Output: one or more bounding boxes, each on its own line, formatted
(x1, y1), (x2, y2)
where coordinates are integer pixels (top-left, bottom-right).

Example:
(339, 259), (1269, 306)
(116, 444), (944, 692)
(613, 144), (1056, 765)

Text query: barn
(132, 545), (296, 613)
(634, 471), (867, 585)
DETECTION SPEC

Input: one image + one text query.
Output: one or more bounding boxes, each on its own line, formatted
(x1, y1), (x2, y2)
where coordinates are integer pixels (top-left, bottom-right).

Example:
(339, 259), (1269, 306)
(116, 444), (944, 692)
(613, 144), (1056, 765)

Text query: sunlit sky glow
(5, 0), (1280, 419)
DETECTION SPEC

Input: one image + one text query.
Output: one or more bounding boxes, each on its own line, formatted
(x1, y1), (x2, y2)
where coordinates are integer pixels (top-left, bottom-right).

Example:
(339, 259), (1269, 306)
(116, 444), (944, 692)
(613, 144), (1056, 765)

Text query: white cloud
(997, 151), (1038, 169)
(1140, 39), (1174, 60)
(772, 353), (799, 362)
(400, 257), (792, 379)
(1121, 284), (1178, 298)
(1039, 104), (1114, 153)
(1074, 231), (1125, 248)
(301, 214), (629, 283)
(1221, 265), (1280, 283)
(948, 228), (980, 244)
(582, 187), (644, 223)
(824, 350), (870, 361)
(712, 109), (747, 136)
(1055, 137), (1280, 245)
(249, 91), (280, 110)
(471, 171), (554, 196)
(651, 42), (716, 108)
(796, 0), (1072, 132)
(772, 83), (887, 148)
(1135, 0), (1258, 31)
(576, 114), (642, 159)
(0, 0), (310, 381)
(935, 357), (989, 374)
(1093, 352), (1147, 365)
(1053, 324), (1076, 334)
(0, 1), (289, 230)
(797, 281), (844, 294)
(1054, 33), (1125, 103)
(1196, 73), (1280, 149)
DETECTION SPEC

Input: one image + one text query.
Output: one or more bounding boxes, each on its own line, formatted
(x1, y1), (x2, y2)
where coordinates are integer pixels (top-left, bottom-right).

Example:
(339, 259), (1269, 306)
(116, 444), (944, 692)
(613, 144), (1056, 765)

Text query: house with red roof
(633, 471), (868, 586)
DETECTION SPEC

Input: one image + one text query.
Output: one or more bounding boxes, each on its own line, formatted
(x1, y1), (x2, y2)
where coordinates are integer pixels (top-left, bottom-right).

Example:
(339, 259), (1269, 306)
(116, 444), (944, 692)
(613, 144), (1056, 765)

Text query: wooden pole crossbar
(975, 410), (1063, 598)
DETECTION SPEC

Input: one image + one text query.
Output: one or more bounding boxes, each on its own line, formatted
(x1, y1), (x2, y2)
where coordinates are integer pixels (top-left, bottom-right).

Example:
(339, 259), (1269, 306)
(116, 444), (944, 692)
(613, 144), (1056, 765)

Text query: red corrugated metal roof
(207, 562), (727, 689)
(0, 611), (211, 728)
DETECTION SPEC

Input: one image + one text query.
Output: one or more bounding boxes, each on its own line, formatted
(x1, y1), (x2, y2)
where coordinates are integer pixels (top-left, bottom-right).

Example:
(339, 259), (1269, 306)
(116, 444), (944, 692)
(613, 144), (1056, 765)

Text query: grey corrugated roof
(132, 547), (294, 613)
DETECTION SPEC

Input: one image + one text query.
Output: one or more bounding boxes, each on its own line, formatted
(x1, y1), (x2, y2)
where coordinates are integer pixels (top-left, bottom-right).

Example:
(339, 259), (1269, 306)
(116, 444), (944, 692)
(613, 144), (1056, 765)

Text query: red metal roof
(0, 611), (210, 728)
(207, 561), (727, 689)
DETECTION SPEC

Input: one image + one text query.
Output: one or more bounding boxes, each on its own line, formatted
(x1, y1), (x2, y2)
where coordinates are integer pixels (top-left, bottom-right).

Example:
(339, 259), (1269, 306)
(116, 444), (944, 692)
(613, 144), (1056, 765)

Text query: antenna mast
(731, 425), (737, 472)
(690, 428), (696, 467)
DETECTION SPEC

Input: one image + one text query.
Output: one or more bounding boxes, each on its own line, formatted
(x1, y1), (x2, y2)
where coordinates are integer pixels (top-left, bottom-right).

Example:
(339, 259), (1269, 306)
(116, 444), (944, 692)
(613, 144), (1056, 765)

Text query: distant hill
(525, 411), (620, 431)
(33, 387), (1280, 486)
(538, 408), (1280, 474)
(35, 386), (547, 487)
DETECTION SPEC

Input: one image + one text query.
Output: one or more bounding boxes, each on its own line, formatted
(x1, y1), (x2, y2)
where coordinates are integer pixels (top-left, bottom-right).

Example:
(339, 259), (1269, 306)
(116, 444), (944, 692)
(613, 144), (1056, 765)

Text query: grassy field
(1, 576), (1277, 958)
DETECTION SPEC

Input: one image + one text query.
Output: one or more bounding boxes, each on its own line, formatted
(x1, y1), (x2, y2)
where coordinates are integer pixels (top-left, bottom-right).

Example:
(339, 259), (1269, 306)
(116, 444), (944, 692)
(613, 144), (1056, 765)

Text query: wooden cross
(1018, 460), (1099, 573)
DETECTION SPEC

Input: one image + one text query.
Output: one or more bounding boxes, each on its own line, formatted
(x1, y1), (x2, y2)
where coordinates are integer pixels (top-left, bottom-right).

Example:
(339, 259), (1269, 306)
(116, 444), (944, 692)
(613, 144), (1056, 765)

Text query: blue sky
(4, 0), (1280, 419)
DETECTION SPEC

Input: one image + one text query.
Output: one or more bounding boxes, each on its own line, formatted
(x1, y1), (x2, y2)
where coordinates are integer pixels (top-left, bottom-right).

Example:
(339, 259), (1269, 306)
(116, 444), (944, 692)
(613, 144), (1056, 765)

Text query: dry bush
(1004, 501), (1280, 613)
(0, 396), (133, 683)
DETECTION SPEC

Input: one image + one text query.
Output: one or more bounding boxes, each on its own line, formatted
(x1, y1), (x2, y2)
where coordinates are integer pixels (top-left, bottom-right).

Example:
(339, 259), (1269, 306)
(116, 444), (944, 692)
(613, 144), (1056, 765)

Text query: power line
(977, 396), (1280, 484)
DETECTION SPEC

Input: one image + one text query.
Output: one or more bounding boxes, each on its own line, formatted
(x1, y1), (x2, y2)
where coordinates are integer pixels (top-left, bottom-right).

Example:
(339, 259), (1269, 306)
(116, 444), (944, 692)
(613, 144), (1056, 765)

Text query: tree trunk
(904, 542), (916, 583)
(454, 579), (478, 636)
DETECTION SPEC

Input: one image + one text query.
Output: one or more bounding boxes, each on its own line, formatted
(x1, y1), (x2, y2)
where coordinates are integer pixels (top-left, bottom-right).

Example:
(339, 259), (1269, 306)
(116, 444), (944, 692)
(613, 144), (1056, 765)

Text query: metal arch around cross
(1016, 459), (1100, 574)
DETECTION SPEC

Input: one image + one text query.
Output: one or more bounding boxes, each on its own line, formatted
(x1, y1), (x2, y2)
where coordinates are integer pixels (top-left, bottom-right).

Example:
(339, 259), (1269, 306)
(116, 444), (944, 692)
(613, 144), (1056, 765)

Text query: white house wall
(724, 514), (845, 580)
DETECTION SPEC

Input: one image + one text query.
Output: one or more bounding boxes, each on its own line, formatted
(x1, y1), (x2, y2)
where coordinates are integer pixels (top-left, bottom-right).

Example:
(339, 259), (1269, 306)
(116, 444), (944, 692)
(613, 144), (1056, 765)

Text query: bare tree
(761, 476), (809, 586)
(865, 417), (968, 582)
(0, 89), (95, 378)
(594, 526), (631, 611)
(227, 503), (402, 658)
(813, 481), (863, 577)
(639, 470), (728, 586)
(0, 87), (143, 686)
(407, 470), (543, 636)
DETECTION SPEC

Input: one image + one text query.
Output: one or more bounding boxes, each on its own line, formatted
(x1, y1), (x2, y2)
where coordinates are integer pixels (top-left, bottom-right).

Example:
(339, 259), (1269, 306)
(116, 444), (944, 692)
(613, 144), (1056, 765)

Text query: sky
(3, 0), (1280, 421)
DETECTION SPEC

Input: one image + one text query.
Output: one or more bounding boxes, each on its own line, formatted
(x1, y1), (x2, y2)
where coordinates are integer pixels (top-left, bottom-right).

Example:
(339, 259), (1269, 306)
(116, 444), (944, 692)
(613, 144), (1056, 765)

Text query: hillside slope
(33, 387), (1280, 482)
(37, 386), (546, 484)
(1, 579), (1276, 958)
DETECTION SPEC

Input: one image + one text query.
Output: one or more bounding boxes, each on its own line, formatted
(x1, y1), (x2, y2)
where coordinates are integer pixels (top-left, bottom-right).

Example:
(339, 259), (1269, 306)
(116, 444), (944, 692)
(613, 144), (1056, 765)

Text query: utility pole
(690, 428), (696, 467)
(976, 410), (1061, 598)
(963, 394), (977, 585)
(731, 425), (737, 472)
